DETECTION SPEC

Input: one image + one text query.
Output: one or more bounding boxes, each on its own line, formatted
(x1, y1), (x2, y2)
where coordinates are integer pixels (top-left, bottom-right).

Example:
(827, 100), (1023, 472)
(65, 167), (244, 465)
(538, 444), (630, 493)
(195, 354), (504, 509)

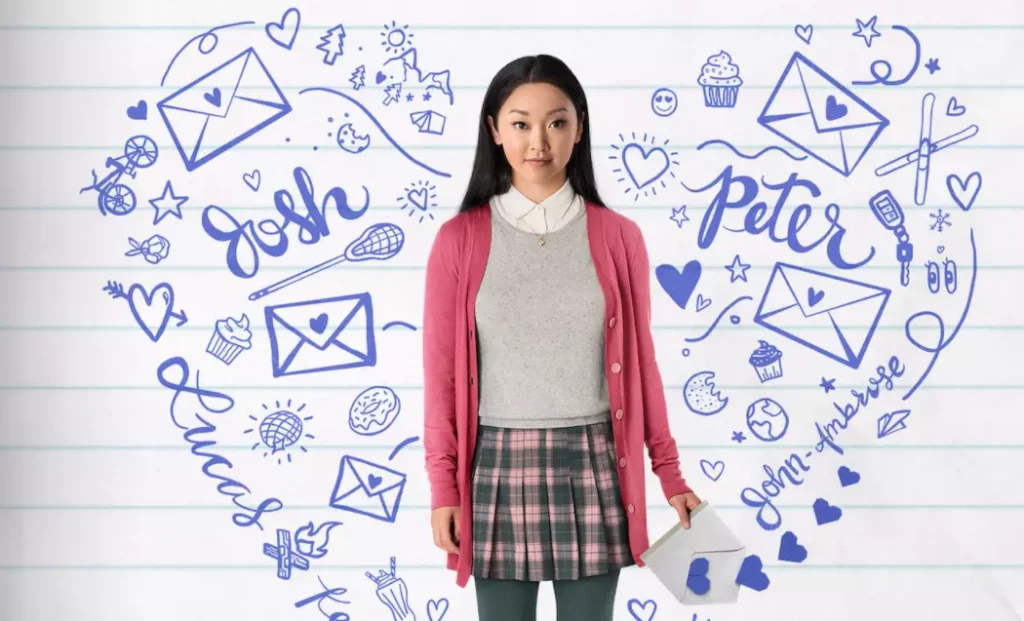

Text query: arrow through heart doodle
(103, 280), (188, 342)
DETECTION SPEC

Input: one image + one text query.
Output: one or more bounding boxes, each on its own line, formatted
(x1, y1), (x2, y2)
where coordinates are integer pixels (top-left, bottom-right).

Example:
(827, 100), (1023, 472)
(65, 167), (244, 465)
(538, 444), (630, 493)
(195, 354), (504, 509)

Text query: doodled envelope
(757, 52), (889, 177)
(753, 263), (891, 369)
(265, 292), (377, 377)
(328, 455), (407, 523)
(158, 47), (292, 171)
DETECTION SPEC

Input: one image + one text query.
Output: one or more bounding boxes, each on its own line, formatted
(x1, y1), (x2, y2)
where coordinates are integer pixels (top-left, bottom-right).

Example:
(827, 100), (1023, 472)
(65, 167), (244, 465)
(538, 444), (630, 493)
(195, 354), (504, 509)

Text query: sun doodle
(380, 21), (414, 56)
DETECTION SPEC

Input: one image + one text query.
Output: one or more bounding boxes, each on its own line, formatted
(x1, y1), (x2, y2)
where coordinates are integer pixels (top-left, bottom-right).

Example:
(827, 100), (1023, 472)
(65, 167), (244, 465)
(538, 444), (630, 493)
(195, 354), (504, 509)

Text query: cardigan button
(618, 457), (626, 468)
(608, 316), (617, 328)
(611, 362), (621, 373)
(470, 376), (474, 385)
(627, 504), (635, 514)
(614, 409), (623, 420)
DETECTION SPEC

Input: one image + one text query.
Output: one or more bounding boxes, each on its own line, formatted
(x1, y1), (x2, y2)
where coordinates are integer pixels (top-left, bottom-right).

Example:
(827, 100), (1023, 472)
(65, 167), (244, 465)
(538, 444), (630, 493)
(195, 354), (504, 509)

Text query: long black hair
(457, 54), (607, 212)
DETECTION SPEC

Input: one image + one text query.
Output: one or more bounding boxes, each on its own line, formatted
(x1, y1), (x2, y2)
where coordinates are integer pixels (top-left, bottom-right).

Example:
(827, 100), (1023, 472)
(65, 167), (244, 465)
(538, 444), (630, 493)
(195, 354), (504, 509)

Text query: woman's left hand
(668, 492), (703, 529)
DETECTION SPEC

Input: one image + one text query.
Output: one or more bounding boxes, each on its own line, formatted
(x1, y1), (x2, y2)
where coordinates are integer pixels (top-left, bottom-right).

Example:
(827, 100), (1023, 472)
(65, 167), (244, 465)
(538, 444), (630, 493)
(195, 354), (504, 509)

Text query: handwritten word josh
(696, 166), (875, 270)
(202, 166), (370, 278)
(157, 356), (283, 529)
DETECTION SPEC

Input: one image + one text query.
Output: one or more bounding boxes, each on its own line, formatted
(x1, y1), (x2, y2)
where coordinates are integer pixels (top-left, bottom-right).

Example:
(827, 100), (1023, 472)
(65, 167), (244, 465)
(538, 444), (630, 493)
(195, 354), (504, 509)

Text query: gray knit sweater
(474, 201), (611, 429)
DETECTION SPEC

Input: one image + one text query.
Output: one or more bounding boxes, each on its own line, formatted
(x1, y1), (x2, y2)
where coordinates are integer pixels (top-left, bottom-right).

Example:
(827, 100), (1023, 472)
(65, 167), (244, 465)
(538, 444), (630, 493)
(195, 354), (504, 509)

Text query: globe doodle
(260, 410), (304, 451)
(745, 398), (790, 442)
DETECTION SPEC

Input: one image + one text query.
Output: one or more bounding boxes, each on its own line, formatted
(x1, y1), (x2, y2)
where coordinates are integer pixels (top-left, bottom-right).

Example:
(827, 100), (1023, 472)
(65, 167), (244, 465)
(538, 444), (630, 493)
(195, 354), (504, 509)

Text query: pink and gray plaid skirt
(470, 420), (635, 581)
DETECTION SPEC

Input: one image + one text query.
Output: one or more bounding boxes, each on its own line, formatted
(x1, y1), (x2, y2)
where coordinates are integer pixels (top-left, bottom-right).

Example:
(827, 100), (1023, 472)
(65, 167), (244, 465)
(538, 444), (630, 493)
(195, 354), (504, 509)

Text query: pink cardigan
(422, 201), (693, 587)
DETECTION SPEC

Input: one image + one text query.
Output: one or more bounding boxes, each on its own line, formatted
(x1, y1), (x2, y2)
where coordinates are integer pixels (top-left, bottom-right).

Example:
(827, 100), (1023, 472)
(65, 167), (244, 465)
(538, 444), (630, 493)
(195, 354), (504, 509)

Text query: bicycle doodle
(79, 135), (158, 216)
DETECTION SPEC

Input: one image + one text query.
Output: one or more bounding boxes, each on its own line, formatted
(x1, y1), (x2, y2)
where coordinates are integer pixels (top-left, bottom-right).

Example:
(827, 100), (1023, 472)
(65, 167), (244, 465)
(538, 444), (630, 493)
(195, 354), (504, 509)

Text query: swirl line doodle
(696, 139), (807, 162)
(299, 87), (452, 178)
(902, 229), (977, 400)
(685, 296), (753, 343)
(851, 25), (921, 86)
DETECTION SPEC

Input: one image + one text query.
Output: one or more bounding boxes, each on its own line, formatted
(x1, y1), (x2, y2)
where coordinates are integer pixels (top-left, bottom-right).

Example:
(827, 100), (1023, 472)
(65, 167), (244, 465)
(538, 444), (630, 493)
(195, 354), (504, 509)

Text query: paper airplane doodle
(409, 110), (446, 135)
(877, 409), (911, 438)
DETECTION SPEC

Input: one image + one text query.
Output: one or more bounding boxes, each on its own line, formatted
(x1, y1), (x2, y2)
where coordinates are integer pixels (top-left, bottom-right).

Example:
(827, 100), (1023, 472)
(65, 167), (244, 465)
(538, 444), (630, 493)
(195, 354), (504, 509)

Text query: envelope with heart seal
(640, 501), (746, 604)
(329, 455), (407, 523)
(757, 52), (889, 177)
(157, 47), (292, 172)
(265, 292), (377, 378)
(753, 263), (891, 369)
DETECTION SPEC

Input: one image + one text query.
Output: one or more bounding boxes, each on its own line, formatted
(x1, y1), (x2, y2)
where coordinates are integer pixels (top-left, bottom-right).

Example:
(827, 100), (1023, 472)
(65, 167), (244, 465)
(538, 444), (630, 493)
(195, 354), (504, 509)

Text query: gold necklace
(517, 206), (549, 246)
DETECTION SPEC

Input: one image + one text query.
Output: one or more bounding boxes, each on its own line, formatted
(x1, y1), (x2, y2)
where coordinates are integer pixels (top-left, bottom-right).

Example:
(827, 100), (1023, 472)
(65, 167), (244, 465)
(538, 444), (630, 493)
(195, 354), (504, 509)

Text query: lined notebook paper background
(1, 1), (1022, 619)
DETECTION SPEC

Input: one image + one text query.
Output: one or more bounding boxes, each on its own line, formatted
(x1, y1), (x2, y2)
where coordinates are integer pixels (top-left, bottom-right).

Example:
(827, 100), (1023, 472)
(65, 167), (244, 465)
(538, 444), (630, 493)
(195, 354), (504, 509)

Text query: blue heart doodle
(825, 95), (848, 121)
(699, 459), (725, 482)
(407, 188), (429, 211)
(626, 599), (657, 621)
(655, 260), (702, 309)
(735, 554), (770, 591)
(309, 313), (328, 334)
(243, 170), (261, 192)
(204, 88), (222, 108)
(265, 7), (301, 50)
(126, 100), (147, 120)
(426, 598), (449, 621)
(778, 531), (808, 563)
(807, 287), (825, 307)
(838, 465), (861, 487)
(813, 498), (843, 525)
(794, 24), (813, 44)
(368, 473), (383, 489)
(621, 143), (670, 189)
(686, 557), (711, 595)
(946, 97), (966, 116)
(128, 283), (175, 342)
(947, 172), (981, 211)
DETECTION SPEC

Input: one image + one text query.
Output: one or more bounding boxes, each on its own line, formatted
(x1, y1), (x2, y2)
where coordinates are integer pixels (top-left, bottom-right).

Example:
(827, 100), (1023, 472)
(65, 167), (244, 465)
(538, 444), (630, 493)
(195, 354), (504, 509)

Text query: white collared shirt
(491, 179), (584, 237)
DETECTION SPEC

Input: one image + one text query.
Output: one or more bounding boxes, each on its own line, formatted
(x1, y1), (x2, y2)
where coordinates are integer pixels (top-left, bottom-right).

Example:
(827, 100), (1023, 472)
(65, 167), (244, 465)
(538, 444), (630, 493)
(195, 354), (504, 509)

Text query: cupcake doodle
(207, 313), (253, 365)
(749, 340), (784, 383)
(698, 50), (743, 108)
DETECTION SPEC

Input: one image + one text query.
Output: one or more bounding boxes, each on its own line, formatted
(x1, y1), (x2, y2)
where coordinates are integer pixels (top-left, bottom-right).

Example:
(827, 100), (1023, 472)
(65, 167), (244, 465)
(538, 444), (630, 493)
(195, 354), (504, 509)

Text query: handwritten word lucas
(202, 166), (370, 278)
(739, 356), (905, 531)
(696, 165), (875, 270)
(157, 356), (283, 530)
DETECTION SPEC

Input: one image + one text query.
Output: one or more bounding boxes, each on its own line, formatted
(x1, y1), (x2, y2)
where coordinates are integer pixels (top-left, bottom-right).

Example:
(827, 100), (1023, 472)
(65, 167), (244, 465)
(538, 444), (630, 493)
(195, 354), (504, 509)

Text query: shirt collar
(493, 178), (579, 227)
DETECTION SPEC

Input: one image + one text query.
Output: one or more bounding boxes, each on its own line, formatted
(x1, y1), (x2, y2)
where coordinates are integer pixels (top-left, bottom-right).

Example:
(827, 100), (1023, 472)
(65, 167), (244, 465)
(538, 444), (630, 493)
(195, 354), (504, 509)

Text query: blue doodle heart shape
(807, 287), (824, 307)
(126, 100), (147, 120)
(204, 87), (222, 108)
(699, 459), (725, 482)
(309, 312), (329, 334)
(368, 473), (383, 489)
(376, 70), (388, 84)
(626, 599), (657, 621)
(813, 498), (843, 525)
(686, 557), (711, 595)
(128, 283), (174, 342)
(265, 7), (301, 50)
(946, 172), (982, 211)
(824, 95), (848, 121)
(621, 143), (670, 189)
(778, 531), (808, 563)
(407, 188), (429, 211)
(655, 260), (702, 309)
(946, 97), (966, 117)
(694, 294), (711, 312)
(794, 24), (813, 44)
(735, 554), (770, 592)
(243, 170), (261, 192)
(427, 598), (449, 621)
(838, 465), (861, 487)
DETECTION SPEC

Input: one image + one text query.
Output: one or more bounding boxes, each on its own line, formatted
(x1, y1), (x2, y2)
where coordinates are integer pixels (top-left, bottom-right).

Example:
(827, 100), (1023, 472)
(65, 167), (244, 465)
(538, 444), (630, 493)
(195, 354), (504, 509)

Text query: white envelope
(328, 455), (407, 523)
(757, 52), (888, 177)
(641, 502), (745, 604)
(265, 293), (377, 378)
(157, 47), (292, 171)
(753, 263), (890, 369)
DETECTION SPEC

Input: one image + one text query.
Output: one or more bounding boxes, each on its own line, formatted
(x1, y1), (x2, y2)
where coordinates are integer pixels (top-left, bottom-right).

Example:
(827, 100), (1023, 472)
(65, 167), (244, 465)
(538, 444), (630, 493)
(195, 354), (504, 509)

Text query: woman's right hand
(431, 506), (461, 554)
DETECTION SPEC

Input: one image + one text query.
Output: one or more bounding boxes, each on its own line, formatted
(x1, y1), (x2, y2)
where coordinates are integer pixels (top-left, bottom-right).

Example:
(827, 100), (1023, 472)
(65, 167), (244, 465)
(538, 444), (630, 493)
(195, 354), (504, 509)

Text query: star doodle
(852, 16), (881, 47)
(731, 430), (746, 444)
(724, 254), (751, 283)
(925, 58), (941, 74)
(670, 205), (690, 228)
(148, 180), (189, 225)
(422, 92), (432, 101)
(819, 377), (836, 393)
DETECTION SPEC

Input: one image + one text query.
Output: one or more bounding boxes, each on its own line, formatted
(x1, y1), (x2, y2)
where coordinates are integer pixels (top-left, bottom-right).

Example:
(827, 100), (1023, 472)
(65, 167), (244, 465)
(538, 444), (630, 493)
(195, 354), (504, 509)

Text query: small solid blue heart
(838, 465), (861, 487)
(735, 554), (770, 591)
(813, 498), (842, 525)
(778, 530), (808, 563)
(686, 557), (711, 595)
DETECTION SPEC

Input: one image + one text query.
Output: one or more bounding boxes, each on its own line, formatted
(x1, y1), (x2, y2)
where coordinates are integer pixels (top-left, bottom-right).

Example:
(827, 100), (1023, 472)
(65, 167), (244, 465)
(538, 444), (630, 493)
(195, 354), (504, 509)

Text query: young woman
(423, 54), (701, 621)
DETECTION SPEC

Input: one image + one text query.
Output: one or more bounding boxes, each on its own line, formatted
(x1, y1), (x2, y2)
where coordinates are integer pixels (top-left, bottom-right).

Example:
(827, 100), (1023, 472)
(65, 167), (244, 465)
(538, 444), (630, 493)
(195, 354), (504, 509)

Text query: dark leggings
(473, 570), (620, 621)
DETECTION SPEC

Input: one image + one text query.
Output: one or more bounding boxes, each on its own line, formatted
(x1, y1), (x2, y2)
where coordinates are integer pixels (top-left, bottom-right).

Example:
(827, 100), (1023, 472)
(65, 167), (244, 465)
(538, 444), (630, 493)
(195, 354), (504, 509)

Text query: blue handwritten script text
(202, 166), (370, 278)
(814, 356), (906, 456)
(696, 166), (875, 270)
(157, 356), (283, 529)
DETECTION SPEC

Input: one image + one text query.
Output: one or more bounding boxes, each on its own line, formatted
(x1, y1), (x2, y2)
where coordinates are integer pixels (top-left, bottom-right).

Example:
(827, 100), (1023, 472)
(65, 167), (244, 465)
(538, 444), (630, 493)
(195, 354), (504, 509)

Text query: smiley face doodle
(651, 87), (679, 117)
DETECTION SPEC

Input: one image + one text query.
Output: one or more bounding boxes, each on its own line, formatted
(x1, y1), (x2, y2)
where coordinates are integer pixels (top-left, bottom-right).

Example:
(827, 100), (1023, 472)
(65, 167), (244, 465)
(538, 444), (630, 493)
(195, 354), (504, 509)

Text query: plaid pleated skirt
(470, 420), (635, 581)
